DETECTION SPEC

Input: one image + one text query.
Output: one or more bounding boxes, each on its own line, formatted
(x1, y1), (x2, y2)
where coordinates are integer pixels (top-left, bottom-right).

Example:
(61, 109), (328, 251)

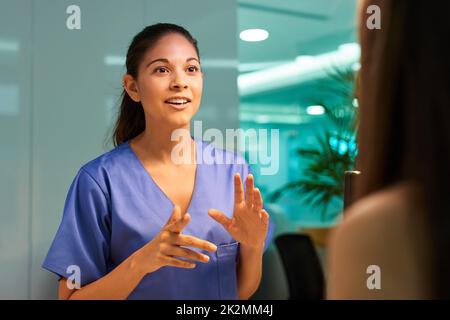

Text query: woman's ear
(123, 74), (140, 102)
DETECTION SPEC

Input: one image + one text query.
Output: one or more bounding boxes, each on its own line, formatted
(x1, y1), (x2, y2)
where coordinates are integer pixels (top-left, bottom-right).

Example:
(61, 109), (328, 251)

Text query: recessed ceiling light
(306, 105), (325, 115)
(240, 29), (269, 42)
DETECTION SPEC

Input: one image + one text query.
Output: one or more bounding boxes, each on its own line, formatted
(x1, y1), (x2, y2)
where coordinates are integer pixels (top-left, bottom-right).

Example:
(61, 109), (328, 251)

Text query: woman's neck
(132, 123), (195, 165)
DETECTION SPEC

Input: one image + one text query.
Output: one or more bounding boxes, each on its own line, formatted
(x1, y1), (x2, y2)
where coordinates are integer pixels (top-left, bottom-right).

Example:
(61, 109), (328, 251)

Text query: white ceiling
(238, 0), (358, 65)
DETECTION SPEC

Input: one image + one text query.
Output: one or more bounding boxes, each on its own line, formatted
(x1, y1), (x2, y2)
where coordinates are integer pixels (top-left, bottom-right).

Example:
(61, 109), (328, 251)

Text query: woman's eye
(155, 67), (168, 73)
(187, 66), (199, 72)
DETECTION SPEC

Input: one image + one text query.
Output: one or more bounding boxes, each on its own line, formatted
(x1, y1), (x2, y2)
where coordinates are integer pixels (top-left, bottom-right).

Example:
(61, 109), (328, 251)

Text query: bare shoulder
(332, 183), (424, 248)
(327, 182), (432, 299)
(344, 183), (423, 229)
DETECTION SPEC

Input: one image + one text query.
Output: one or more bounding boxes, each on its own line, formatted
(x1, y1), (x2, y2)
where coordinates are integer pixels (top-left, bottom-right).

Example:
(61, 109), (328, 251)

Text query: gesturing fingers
(160, 256), (196, 269)
(245, 174), (254, 209)
(165, 205), (182, 226)
(155, 230), (217, 270)
(162, 245), (210, 263)
(175, 234), (218, 252)
(167, 212), (190, 233)
(234, 173), (245, 205)
(208, 209), (232, 230)
(252, 188), (263, 215)
(261, 209), (270, 231)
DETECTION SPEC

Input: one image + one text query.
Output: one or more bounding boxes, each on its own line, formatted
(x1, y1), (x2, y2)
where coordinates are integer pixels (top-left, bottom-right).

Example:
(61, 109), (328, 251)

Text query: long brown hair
(356, 0), (450, 297)
(111, 23), (200, 147)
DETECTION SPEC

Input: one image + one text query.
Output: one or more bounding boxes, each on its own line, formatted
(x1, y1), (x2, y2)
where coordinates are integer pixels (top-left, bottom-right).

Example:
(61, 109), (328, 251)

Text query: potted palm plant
(269, 66), (359, 224)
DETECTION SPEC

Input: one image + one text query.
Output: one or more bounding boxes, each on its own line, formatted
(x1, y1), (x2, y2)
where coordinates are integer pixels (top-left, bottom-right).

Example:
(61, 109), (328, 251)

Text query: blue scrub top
(42, 138), (274, 300)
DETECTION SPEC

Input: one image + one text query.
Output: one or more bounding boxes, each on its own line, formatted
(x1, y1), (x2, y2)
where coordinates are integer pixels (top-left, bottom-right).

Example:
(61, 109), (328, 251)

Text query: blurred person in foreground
(328, 0), (450, 299)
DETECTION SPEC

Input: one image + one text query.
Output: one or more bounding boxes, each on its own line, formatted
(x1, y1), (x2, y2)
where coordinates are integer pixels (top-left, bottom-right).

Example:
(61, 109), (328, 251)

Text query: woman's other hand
(139, 205), (217, 274)
(208, 173), (270, 249)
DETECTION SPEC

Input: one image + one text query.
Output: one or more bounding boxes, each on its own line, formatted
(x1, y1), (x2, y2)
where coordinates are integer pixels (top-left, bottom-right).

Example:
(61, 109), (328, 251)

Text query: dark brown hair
(356, 0), (450, 297)
(111, 23), (200, 147)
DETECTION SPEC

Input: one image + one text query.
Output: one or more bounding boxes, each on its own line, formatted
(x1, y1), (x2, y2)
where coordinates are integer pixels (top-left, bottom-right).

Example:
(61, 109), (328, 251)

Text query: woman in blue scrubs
(42, 23), (274, 300)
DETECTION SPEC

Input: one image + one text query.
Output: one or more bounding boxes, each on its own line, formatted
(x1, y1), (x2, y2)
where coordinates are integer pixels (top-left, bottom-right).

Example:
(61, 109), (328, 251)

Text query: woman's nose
(170, 82), (188, 89)
(170, 74), (188, 90)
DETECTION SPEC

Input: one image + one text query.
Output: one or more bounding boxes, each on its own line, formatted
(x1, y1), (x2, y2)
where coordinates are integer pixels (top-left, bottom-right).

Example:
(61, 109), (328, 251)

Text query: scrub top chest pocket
(215, 241), (240, 299)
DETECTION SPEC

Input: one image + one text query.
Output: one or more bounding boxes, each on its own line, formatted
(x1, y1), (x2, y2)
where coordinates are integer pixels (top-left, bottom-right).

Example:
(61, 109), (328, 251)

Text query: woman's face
(124, 33), (203, 129)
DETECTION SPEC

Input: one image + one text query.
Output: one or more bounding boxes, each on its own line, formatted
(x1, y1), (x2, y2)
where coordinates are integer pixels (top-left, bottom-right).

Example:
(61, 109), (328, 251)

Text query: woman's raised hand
(140, 206), (217, 274)
(208, 173), (270, 249)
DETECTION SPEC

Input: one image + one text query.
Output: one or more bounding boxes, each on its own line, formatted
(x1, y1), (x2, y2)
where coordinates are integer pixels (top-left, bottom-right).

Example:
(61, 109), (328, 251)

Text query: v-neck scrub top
(42, 139), (274, 300)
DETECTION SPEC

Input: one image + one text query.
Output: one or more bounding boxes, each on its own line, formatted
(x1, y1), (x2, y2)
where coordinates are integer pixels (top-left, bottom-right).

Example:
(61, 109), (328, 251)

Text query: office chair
(275, 233), (325, 300)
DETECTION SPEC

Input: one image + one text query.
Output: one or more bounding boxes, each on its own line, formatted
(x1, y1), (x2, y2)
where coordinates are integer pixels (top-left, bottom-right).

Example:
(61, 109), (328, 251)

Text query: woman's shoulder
(78, 142), (131, 184)
(342, 182), (424, 228)
(332, 182), (427, 251)
(328, 182), (432, 298)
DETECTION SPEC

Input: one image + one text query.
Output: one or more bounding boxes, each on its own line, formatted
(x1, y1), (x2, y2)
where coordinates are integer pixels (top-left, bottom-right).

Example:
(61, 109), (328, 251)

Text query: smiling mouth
(164, 97), (192, 109)
(165, 101), (189, 105)
(164, 101), (191, 109)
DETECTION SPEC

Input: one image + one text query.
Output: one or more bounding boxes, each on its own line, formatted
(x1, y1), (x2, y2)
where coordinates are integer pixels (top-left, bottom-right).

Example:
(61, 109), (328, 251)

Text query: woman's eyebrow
(146, 57), (199, 68)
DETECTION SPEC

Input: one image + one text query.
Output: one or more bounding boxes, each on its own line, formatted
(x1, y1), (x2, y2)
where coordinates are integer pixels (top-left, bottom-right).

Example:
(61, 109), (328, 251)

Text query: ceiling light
(240, 29), (269, 42)
(306, 105), (325, 115)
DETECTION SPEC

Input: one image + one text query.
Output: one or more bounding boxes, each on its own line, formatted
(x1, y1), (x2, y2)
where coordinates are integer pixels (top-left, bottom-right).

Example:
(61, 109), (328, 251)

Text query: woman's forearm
(65, 250), (147, 300)
(236, 243), (264, 300)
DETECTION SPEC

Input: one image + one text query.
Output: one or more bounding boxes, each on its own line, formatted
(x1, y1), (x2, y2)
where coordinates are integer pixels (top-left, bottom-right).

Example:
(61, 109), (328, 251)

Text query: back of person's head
(356, 0), (450, 298)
